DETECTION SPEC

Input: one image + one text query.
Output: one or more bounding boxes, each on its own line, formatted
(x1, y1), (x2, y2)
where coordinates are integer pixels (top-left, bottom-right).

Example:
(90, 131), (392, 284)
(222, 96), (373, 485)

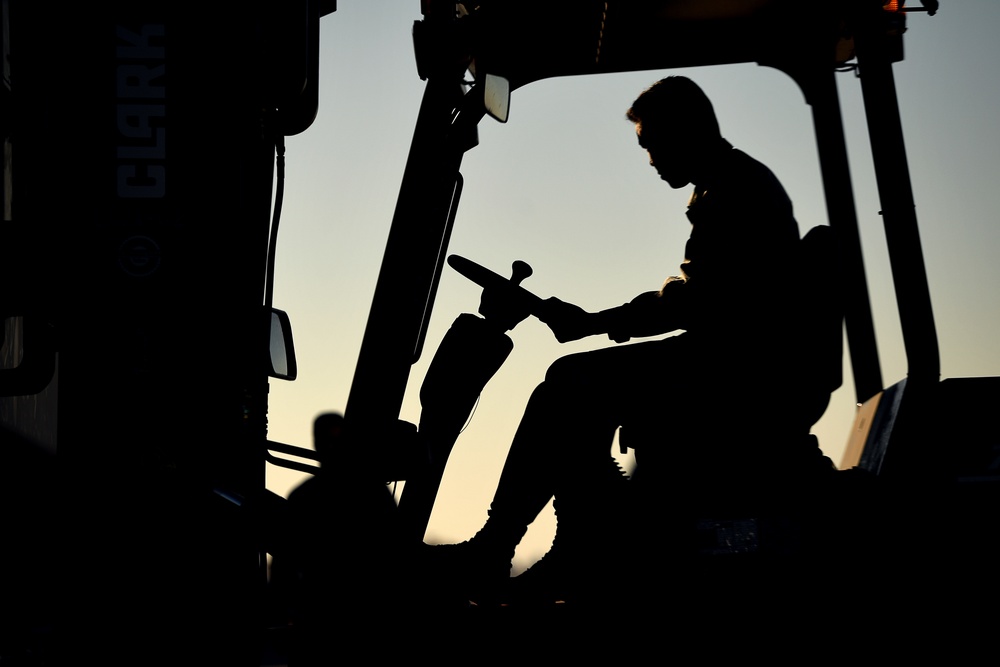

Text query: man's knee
(544, 342), (657, 388)
(543, 352), (592, 387)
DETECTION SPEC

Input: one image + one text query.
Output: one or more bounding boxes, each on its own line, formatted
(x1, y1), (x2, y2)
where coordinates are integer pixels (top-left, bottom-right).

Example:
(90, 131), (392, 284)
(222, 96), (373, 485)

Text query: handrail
(265, 439), (320, 475)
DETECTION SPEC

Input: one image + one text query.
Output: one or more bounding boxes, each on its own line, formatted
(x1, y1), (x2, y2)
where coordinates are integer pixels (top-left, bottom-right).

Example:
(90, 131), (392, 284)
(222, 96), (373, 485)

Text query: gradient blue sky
(265, 1), (1000, 572)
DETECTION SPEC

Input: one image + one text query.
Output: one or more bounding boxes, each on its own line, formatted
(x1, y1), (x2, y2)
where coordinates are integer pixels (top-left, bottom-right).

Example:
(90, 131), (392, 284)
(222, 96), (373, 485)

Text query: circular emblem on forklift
(118, 235), (162, 277)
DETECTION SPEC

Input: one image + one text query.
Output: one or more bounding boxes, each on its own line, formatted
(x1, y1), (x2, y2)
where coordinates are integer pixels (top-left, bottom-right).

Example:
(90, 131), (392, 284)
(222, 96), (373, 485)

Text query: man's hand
(478, 284), (531, 331)
(536, 297), (596, 343)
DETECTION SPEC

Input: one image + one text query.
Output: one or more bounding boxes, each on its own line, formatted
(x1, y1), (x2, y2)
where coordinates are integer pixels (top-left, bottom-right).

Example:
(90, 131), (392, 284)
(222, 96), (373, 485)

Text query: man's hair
(626, 76), (720, 138)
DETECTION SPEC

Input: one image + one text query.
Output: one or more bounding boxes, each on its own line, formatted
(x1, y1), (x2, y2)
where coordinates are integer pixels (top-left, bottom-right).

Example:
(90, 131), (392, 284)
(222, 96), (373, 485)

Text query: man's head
(313, 412), (344, 462)
(626, 76), (721, 188)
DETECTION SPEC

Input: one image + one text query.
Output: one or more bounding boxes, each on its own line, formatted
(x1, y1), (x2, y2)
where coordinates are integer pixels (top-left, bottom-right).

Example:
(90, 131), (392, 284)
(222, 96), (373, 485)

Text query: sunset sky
(264, 1), (1000, 572)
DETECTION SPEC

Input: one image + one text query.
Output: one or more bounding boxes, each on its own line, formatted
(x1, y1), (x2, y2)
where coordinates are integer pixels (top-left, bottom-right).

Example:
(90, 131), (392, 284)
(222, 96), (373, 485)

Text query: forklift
(4, 1), (996, 664)
(265, 0), (997, 654)
(337, 0), (984, 557)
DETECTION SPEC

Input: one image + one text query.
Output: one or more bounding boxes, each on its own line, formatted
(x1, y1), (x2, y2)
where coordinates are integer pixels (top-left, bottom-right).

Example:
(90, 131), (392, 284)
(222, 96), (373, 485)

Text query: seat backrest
(789, 225), (845, 427)
(626, 225), (845, 480)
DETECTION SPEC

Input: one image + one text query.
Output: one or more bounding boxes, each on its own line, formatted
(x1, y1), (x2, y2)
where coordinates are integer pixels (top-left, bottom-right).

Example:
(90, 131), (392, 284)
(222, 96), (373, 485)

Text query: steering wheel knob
(510, 260), (533, 286)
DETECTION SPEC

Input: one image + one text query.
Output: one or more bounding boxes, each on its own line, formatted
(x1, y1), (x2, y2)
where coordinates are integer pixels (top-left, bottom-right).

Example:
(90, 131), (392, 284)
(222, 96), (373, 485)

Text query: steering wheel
(447, 254), (546, 320)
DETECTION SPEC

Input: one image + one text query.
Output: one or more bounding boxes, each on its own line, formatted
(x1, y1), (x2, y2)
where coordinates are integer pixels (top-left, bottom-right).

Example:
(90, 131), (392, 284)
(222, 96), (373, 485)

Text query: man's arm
(537, 281), (688, 344)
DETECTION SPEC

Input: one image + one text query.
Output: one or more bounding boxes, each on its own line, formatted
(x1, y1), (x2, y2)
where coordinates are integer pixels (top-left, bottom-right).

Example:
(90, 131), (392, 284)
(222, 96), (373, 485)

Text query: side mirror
(269, 308), (297, 381)
(482, 73), (510, 123)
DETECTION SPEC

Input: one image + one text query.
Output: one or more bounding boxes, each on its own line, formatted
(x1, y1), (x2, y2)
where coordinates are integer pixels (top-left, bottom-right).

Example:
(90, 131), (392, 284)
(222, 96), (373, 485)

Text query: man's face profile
(636, 121), (689, 189)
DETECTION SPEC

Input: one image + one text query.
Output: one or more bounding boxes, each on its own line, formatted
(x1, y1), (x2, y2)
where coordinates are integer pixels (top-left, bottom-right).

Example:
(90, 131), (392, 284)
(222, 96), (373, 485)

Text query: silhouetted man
(267, 413), (346, 630)
(435, 76), (835, 603)
(274, 413), (407, 662)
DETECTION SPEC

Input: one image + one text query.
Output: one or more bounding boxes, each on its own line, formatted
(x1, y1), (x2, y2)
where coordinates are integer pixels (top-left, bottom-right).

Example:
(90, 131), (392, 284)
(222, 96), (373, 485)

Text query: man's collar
(690, 138), (734, 193)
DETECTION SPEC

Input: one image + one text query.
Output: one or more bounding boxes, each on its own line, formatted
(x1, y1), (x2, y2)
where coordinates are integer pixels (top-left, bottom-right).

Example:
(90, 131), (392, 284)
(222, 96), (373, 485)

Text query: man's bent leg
(487, 345), (636, 539)
(487, 341), (677, 561)
(430, 338), (685, 600)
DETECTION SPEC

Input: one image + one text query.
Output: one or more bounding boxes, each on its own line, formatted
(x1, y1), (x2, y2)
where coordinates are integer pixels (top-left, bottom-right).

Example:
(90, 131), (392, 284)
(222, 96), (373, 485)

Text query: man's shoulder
(717, 147), (791, 201)
(726, 147), (780, 181)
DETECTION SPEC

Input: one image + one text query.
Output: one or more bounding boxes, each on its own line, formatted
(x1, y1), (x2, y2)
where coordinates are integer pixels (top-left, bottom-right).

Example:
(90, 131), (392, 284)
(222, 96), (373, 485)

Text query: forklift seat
(623, 225), (846, 532)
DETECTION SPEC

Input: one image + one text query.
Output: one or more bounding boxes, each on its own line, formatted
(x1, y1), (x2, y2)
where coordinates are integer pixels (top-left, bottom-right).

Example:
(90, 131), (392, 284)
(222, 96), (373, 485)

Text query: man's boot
(507, 465), (631, 606)
(424, 513), (528, 605)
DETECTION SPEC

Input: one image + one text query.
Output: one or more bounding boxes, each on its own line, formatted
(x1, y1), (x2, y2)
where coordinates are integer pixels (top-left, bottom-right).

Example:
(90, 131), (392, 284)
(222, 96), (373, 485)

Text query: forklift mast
(1, 0), (332, 661)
